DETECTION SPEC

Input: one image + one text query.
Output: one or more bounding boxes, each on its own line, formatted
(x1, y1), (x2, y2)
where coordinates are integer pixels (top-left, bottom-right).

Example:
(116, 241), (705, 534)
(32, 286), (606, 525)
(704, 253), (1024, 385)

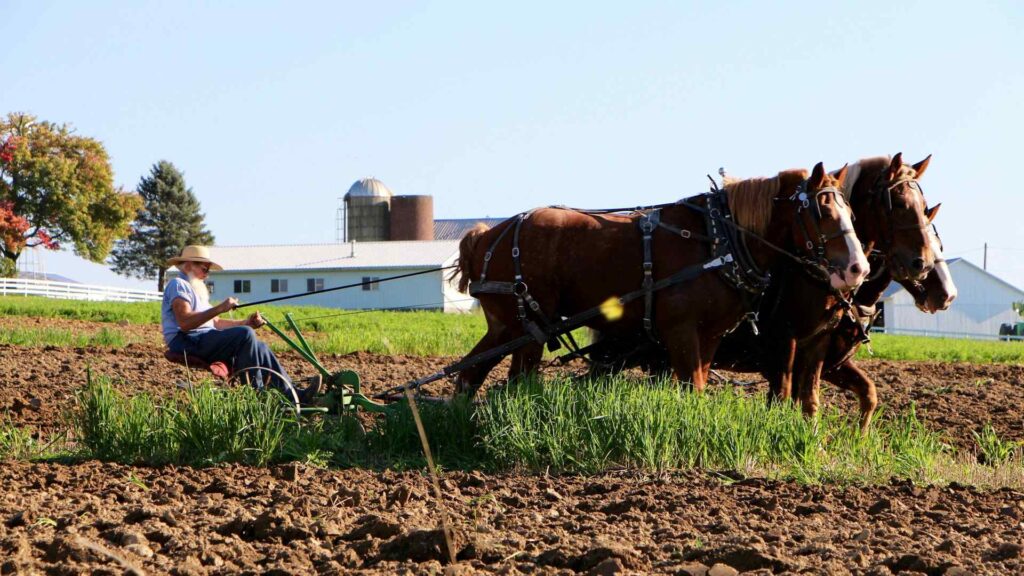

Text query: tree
(110, 160), (214, 290)
(0, 112), (140, 266)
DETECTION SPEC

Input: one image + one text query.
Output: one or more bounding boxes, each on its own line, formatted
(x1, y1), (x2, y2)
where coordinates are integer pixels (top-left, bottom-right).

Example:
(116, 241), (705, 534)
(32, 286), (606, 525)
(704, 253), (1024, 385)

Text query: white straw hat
(165, 245), (223, 271)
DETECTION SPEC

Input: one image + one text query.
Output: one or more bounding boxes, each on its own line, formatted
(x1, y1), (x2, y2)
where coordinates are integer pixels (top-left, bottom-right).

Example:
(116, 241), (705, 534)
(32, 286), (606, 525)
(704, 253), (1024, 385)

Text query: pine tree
(110, 161), (214, 290)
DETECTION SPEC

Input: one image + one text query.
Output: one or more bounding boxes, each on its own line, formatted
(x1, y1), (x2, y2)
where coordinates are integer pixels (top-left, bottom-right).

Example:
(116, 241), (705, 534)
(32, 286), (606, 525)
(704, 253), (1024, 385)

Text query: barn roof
(434, 218), (508, 241)
(205, 240), (459, 273)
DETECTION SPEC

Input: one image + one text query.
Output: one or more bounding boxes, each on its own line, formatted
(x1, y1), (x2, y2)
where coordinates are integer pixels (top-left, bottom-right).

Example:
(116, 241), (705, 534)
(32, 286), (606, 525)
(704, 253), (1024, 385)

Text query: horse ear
(912, 154), (932, 178)
(888, 153), (904, 179)
(926, 202), (941, 223)
(833, 163), (849, 188)
(809, 162), (826, 188)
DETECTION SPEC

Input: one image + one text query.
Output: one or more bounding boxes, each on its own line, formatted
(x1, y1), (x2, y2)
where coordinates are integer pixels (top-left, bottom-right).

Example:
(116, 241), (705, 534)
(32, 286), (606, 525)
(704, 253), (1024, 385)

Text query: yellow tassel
(600, 297), (624, 321)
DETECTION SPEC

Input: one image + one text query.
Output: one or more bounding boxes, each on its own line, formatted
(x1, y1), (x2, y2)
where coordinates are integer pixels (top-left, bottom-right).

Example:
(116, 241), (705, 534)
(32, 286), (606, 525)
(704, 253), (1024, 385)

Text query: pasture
(1, 298), (1023, 573)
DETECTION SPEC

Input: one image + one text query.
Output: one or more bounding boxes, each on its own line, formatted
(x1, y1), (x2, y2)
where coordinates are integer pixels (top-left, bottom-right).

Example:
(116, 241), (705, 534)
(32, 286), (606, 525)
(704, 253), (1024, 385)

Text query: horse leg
(509, 342), (544, 381)
(766, 337), (796, 405)
(454, 324), (512, 398)
(699, 336), (721, 388)
(823, 360), (878, 434)
(796, 359), (824, 420)
(793, 340), (828, 421)
(664, 328), (706, 391)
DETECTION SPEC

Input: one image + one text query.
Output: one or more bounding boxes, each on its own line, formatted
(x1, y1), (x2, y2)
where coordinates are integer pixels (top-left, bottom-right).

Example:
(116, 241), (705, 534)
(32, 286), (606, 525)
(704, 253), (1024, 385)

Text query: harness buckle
(643, 262), (653, 272)
(747, 312), (760, 336)
(484, 251), (492, 262)
(512, 281), (528, 296)
(641, 220), (654, 233)
(806, 241), (814, 251)
(511, 247), (520, 258)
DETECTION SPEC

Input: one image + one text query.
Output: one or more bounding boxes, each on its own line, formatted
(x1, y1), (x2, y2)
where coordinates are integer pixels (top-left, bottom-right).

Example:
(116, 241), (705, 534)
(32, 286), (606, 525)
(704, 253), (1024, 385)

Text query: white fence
(0, 278), (162, 303)
(871, 326), (1024, 342)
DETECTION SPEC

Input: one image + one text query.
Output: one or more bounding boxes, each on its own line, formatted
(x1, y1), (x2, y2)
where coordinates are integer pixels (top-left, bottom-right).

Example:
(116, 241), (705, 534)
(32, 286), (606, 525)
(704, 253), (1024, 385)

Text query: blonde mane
(845, 156), (917, 199)
(722, 175), (780, 236)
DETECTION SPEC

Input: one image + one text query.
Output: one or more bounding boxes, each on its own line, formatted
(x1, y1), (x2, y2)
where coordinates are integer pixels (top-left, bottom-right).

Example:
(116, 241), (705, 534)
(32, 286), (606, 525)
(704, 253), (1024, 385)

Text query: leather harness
(468, 183), (846, 353)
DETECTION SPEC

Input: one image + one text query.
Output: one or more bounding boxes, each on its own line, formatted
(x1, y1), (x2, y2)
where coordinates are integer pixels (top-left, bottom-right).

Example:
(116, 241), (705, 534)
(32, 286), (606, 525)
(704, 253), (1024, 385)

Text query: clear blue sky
(2, 1), (1022, 290)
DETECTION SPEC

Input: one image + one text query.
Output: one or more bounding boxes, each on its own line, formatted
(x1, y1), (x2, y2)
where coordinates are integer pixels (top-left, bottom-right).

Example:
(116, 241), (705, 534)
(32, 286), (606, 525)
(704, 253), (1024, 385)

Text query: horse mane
(722, 169), (804, 235)
(842, 156), (917, 201)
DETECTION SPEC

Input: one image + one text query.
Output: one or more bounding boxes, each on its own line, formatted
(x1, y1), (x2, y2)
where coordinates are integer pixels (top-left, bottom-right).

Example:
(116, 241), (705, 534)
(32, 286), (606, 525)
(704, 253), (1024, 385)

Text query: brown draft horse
(595, 154), (938, 431)
(812, 203), (957, 431)
(782, 154), (941, 429)
(452, 162), (867, 397)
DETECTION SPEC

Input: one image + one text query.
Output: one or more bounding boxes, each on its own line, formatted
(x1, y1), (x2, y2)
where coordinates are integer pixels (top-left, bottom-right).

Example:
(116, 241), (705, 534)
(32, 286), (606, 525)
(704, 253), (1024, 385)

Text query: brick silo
(389, 195), (434, 241)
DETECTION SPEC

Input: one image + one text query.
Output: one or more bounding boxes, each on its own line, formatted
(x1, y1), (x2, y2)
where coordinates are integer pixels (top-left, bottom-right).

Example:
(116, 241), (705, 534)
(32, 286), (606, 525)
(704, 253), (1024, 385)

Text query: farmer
(161, 245), (318, 402)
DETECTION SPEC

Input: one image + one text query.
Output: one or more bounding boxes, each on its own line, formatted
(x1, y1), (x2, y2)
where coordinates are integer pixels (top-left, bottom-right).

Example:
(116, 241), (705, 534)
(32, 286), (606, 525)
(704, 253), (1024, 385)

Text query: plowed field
(2, 317), (1023, 574)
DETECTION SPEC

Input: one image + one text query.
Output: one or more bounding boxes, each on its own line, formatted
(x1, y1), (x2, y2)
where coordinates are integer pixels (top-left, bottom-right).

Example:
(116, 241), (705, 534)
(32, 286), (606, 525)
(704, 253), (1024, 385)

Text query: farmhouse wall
(883, 259), (1024, 339)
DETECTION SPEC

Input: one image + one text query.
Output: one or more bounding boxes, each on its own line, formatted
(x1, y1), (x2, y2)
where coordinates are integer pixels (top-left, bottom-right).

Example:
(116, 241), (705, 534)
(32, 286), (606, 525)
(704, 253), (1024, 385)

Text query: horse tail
(451, 222), (491, 293)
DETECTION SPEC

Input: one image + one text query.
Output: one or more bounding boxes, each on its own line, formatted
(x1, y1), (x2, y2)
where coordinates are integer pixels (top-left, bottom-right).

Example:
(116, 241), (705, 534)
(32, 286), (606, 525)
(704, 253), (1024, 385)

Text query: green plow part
(264, 314), (394, 415)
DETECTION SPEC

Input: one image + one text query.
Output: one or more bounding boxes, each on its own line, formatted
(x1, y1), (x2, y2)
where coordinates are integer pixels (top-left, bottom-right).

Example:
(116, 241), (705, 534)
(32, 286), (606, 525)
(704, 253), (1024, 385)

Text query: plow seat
(164, 350), (232, 380)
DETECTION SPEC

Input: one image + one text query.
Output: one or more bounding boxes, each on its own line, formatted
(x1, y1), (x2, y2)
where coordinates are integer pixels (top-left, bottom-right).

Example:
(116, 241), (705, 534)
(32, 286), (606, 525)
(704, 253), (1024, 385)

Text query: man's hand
(246, 311), (266, 329)
(215, 297), (239, 314)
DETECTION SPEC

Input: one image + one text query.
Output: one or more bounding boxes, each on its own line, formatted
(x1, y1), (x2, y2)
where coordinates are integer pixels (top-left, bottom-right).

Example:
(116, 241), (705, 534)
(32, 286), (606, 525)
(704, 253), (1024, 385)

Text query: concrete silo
(342, 178), (392, 242)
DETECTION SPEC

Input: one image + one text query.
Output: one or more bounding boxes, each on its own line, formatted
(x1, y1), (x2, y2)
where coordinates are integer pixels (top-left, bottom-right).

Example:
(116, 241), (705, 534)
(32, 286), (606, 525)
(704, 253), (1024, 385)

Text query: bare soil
(2, 317), (1023, 574)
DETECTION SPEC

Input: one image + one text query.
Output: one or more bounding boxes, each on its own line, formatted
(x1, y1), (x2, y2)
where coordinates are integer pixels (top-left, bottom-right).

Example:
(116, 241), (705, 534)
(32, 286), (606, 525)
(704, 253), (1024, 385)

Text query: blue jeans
(169, 327), (290, 391)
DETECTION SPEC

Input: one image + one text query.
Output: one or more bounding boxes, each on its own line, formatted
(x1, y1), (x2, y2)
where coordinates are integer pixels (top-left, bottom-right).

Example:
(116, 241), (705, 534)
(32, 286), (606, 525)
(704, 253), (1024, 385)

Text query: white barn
(170, 241), (473, 313)
(878, 258), (1024, 339)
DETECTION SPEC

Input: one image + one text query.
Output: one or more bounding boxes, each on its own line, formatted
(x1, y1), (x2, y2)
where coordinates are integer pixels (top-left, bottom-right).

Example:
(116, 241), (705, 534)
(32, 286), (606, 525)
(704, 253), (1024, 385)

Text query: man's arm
(213, 311), (266, 330)
(172, 297), (237, 332)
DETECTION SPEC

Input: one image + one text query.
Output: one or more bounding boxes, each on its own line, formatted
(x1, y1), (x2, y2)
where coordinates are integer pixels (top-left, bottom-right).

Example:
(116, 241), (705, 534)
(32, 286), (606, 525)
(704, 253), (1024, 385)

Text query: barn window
(307, 278), (324, 292)
(233, 280), (251, 294)
(271, 279), (288, 293)
(362, 276), (380, 291)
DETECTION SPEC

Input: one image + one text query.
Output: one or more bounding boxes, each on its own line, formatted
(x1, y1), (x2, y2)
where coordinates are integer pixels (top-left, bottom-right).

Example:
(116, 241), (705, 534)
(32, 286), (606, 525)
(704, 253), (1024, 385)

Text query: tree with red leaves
(0, 113), (140, 276)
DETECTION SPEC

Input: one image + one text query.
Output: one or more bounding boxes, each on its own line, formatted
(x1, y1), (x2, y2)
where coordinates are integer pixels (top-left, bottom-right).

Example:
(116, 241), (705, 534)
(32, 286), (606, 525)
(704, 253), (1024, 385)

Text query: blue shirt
(161, 277), (214, 345)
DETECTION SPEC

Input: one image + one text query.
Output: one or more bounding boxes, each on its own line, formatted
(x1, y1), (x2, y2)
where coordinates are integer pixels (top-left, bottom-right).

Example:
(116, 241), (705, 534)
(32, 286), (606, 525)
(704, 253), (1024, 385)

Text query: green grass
(0, 295), (162, 324)
(0, 326), (137, 348)
(57, 374), (1022, 487)
(3, 295), (1024, 363)
(857, 333), (1024, 364)
(74, 375), (294, 466)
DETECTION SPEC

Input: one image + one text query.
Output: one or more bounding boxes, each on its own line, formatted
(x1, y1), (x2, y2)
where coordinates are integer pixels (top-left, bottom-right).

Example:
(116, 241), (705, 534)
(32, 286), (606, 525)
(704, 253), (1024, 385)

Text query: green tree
(0, 112), (140, 267)
(1014, 301), (1024, 319)
(110, 160), (214, 290)
(0, 256), (14, 278)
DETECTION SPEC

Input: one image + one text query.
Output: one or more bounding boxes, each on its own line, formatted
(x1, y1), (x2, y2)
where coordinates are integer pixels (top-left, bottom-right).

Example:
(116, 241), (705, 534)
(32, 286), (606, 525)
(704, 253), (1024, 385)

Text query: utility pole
(984, 243), (988, 271)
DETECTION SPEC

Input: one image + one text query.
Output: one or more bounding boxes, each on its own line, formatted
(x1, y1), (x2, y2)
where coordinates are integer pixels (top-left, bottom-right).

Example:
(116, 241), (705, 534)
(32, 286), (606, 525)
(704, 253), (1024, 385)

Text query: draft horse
(590, 154), (940, 431)
(814, 202), (957, 431)
(452, 162), (867, 397)
(710, 154), (941, 431)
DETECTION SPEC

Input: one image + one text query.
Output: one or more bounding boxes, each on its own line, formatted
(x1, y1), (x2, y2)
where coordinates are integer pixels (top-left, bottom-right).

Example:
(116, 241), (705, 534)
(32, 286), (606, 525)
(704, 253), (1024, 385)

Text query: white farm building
(163, 178), (501, 313)
(192, 240), (472, 313)
(877, 258), (1024, 340)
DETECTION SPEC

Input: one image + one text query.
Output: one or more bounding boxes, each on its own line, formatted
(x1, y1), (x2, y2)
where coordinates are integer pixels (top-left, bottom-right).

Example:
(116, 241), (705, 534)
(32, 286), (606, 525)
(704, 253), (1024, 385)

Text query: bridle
(789, 180), (858, 275)
(868, 173), (932, 255)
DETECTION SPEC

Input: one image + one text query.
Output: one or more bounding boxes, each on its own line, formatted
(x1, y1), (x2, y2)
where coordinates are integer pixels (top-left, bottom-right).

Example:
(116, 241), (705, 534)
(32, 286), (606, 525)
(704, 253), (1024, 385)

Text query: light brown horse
(816, 202), (956, 431)
(452, 162), (867, 397)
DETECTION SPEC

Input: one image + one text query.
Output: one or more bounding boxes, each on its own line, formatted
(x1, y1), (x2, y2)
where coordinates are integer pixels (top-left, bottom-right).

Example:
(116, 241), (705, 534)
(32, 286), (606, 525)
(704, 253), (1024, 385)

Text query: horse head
(899, 205), (958, 313)
(782, 162), (869, 291)
(845, 153), (935, 282)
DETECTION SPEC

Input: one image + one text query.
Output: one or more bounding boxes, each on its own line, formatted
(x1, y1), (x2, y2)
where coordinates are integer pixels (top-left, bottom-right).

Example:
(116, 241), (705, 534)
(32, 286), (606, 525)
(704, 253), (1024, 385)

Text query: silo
(344, 178), (392, 242)
(389, 195), (434, 241)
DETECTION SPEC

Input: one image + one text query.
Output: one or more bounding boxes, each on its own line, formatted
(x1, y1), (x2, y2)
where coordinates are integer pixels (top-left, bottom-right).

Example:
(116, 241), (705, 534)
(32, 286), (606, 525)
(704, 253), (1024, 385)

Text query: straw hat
(166, 245), (223, 271)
